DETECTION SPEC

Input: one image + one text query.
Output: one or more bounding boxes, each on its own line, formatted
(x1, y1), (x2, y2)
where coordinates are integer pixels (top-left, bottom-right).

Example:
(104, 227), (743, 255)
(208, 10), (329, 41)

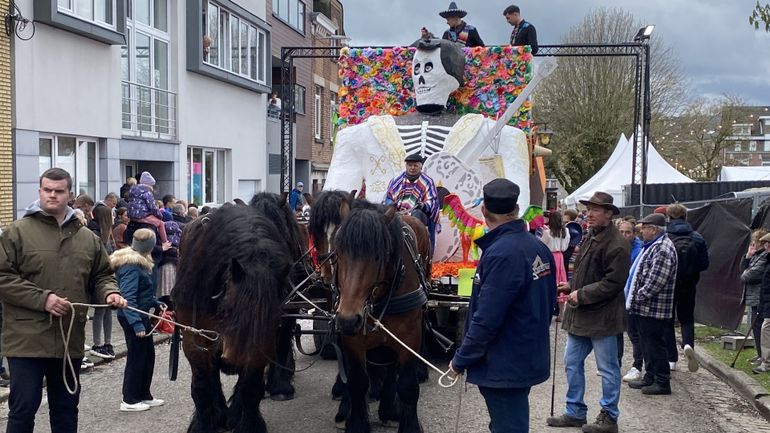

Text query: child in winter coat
(127, 171), (170, 246)
(112, 228), (165, 412)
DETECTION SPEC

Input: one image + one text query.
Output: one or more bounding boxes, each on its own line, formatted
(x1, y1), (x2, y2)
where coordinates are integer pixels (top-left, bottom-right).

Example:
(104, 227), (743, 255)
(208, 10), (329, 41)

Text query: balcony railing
(122, 81), (178, 140)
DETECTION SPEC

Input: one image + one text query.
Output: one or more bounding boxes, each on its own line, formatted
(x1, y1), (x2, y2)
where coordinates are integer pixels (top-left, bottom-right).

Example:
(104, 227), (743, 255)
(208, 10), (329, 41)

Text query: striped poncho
(384, 172), (439, 223)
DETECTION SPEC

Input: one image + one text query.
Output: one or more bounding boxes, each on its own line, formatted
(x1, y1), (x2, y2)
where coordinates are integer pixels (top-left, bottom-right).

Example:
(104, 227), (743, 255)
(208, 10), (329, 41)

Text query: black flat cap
(639, 213), (666, 227)
(483, 178), (520, 214)
(405, 153), (425, 163)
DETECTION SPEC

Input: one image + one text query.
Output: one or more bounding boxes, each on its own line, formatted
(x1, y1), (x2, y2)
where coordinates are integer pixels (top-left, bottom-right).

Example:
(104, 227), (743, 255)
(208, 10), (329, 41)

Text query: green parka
(0, 203), (119, 358)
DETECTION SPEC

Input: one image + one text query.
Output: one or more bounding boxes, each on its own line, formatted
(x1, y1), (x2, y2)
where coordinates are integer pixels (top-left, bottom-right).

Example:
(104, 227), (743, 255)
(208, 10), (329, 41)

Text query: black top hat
(439, 2), (467, 19)
(404, 153), (425, 163)
(579, 191), (620, 215)
(483, 178), (520, 215)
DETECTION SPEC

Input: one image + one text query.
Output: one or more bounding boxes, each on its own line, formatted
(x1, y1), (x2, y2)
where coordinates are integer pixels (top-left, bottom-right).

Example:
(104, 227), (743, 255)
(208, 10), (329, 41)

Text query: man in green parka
(0, 167), (127, 433)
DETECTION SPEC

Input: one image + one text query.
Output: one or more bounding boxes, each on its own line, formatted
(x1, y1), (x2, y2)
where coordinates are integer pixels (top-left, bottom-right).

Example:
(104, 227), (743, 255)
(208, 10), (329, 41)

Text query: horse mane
(309, 190), (352, 250)
(173, 203), (290, 317)
(249, 192), (304, 260)
(335, 206), (402, 268)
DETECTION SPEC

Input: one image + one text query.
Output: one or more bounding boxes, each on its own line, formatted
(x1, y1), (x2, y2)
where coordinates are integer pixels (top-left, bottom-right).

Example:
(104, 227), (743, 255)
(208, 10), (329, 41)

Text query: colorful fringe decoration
(441, 193), (487, 261)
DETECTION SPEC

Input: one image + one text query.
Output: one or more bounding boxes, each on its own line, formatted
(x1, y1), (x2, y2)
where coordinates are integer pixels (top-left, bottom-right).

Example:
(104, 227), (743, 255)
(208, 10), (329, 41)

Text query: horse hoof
(380, 420), (399, 429)
(335, 420), (346, 430)
(269, 393), (295, 401)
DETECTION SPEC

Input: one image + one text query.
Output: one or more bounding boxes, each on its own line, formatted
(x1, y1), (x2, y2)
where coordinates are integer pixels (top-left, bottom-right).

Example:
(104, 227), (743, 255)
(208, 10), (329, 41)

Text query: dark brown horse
(172, 197), (303, 433)
(333, 204), (431, 433)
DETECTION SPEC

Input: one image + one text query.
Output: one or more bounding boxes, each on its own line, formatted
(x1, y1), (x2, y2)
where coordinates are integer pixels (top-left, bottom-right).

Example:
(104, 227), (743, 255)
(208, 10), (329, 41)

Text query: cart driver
(384, 153), (439, 251)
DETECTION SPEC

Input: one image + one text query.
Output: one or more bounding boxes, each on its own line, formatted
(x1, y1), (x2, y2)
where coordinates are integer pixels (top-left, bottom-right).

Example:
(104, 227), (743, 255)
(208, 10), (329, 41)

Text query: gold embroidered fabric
(368, 116), (406, 172)
(444, 114), (484, 155)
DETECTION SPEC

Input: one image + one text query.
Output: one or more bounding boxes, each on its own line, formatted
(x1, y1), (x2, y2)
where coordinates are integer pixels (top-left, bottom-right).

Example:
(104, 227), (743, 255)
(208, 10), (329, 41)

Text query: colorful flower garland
(337, 45), (533, 134)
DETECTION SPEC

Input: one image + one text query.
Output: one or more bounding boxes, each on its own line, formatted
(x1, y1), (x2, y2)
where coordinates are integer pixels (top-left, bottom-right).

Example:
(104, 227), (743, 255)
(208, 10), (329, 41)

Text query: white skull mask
(412, 47), (459, 108)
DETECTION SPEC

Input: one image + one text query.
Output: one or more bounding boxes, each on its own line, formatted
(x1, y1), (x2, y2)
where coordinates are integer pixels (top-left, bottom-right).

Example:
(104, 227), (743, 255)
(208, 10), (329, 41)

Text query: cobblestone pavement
(1, 321), (769, 432)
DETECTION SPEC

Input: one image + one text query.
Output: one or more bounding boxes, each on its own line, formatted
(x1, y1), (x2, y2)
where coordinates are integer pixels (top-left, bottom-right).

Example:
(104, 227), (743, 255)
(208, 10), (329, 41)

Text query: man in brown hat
(547, 191), (629, 433)
(440, 2), (484, 47)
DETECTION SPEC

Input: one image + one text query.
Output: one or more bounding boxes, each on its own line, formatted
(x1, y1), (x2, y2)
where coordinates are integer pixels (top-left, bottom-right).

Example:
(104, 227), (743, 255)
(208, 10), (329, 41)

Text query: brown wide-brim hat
(439, 2), (467, 18)
(579, 191), (620, 215)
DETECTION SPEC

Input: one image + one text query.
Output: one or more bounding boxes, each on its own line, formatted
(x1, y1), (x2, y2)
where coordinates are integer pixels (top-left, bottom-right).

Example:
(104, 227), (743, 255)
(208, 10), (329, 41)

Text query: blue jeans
(563, 334), (621, 421)
(478, 386), (530, 433)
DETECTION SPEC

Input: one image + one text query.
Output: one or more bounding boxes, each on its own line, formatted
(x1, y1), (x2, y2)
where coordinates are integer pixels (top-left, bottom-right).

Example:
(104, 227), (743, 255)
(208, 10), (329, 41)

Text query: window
(188, 147), (228, 205)
(735, 142), (742, 152)
(330, 90), (338, 137)
(295, 85), (306, 115)
(764, 141), (770, 152)
(273, 0), (305, 33)
(122, 1), (174, 137)
(38, 136), (99, 197)
(314, 86), (323, 139)
(750, 141), (758, 152)
(58, 0), (117, 28)
(202, 1), (268, 84)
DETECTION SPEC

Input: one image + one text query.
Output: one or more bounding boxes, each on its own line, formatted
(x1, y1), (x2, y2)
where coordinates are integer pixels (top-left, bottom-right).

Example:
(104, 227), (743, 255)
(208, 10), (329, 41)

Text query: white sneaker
(684, 344), (699, 372)
(141, 399), (165, 407)
(84, 344), (92, 351)
(622, 367), (642, 382)
(669, 361), (677, 371)
(81, 357), (94, 369)
(120, 401), (150, 412)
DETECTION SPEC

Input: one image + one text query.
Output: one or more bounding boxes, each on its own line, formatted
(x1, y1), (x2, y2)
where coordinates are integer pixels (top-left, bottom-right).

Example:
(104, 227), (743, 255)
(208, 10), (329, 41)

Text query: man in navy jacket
(451, 178), (557, 433)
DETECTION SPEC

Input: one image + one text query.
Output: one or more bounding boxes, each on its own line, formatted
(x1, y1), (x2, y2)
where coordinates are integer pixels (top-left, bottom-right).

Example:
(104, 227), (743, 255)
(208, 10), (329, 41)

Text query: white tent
(565, 132), (694, 207)
(719, 166), (770, 181)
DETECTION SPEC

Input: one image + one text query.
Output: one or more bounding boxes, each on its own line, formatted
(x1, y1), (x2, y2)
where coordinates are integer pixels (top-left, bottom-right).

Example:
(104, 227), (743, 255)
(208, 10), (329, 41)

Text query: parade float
(324, 38), (555, 285)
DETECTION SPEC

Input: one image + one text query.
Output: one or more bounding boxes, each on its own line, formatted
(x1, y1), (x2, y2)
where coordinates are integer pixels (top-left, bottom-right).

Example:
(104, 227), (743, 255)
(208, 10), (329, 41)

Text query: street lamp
(634, 25), (655, 42)
(537, 126), (554, 146)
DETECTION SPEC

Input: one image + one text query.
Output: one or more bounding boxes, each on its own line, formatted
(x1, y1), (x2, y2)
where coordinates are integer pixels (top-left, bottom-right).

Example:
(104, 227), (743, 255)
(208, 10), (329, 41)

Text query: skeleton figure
(325, 39), (531, 261)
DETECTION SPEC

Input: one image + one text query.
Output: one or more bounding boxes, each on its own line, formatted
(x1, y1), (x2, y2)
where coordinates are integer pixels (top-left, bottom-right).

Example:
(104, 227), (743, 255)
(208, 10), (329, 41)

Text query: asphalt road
(2, 321), (769, 433)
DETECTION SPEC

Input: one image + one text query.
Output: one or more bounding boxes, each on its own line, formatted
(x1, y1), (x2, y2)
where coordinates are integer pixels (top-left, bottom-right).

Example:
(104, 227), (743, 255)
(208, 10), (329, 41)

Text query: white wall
(13, 1), (122, 139)
(173, 0), (269, 203)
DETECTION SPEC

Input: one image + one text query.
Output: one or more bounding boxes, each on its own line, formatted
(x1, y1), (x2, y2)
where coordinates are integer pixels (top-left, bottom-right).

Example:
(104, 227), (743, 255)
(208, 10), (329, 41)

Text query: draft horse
(333, 204), (431, 433)
(173, 201), (294, 433)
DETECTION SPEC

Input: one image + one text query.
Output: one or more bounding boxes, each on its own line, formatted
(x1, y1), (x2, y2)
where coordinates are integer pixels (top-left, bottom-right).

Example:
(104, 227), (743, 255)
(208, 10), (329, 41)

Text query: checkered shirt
(628, 234), (678, 320)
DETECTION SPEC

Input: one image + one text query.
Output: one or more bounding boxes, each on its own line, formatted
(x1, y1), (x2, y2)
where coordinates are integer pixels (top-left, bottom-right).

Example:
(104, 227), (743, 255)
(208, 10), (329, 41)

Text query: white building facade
(12, 0), (272, 218)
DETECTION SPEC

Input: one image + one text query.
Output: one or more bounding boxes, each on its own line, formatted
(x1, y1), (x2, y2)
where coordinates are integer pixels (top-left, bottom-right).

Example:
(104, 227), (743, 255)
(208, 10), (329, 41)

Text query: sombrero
(439, 2), (467, 19)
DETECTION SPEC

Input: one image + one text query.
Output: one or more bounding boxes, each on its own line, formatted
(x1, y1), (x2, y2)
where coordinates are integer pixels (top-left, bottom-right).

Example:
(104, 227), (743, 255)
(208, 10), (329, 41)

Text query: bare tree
(534, 7), (689, 192)
(750, 2), (770, 31)
(656, 95), (745, 181)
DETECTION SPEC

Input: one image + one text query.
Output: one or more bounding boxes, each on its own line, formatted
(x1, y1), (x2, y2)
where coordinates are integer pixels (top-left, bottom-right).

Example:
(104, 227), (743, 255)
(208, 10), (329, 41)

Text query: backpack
(670, 234), (699, 283)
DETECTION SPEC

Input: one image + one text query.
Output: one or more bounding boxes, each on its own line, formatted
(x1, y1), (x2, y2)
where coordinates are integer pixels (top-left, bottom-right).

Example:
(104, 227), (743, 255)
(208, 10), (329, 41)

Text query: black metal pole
(641, 43), (652, 215)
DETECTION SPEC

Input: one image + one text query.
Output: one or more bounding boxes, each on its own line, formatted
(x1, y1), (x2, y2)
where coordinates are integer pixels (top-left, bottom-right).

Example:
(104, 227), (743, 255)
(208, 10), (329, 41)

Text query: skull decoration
(411, 39), (464, 109)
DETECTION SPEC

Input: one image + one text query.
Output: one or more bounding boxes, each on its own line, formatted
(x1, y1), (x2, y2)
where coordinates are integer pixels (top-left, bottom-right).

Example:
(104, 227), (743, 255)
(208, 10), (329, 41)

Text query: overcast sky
(343, 0), (770, 105)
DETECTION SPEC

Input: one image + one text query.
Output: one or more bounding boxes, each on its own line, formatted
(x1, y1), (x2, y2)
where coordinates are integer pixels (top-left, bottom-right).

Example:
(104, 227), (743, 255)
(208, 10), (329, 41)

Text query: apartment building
(11, 0), (272, 218)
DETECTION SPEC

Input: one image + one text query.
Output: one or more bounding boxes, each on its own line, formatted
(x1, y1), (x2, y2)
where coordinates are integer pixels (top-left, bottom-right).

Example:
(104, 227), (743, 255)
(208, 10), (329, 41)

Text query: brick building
(309, 0), (344, 194)
(722, 106), (770, 166)
(0, 0), (12, 228)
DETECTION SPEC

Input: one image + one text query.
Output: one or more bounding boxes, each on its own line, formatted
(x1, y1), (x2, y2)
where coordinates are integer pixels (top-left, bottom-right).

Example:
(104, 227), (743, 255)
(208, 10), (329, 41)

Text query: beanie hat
(139, 171), (156, 187)
(132, 228), (157, 255)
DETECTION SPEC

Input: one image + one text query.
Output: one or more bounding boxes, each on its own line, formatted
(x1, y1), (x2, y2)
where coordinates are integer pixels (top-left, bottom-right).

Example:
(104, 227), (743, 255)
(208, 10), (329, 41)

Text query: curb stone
(0, 334), (171, 404)
(695, 345), (770, 422)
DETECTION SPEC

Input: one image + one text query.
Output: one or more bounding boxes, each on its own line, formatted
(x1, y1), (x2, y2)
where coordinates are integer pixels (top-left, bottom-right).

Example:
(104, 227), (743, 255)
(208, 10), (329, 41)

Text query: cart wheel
(313, 313), (337, 360)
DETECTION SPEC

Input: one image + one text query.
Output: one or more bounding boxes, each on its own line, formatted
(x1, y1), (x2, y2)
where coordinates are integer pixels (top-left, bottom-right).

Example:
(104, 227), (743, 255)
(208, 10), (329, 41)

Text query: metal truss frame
(280, 43), (652, 207)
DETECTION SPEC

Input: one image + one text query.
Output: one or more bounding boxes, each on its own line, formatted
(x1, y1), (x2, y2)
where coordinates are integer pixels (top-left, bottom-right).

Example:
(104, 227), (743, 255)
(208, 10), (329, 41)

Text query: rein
(57, 302), (220, 395)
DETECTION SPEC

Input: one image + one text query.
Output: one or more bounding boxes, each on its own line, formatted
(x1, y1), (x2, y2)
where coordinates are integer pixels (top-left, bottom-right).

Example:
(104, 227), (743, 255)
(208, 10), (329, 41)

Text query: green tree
(534, 7), (688, 192)
(750, 2), (770, 31)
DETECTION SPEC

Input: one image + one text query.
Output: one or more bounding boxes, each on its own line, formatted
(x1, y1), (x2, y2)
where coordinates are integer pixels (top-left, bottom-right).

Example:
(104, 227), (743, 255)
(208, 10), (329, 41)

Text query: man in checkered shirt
(625, 213), (678, 396)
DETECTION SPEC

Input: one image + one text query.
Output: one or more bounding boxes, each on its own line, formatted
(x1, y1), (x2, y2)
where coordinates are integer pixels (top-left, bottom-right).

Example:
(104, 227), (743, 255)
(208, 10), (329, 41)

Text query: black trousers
(664, 282), (696, 361)
(118, 315), (156, 404)
(636, 315), (670, 386)
(627, 313), (644, 370)
(6, 357), (81, 433)
(478, 386), (531, 433)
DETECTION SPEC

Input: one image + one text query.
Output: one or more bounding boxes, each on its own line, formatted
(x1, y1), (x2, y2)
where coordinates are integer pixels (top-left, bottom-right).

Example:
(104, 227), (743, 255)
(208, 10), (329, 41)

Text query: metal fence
(121, 81), (178, 140)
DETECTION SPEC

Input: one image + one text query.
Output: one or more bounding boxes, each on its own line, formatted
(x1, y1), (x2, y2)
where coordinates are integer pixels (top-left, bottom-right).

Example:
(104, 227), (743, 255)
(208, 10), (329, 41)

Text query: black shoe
(0, 371), (9, 381)
(546, 414), (587, 428)
(105, 344), (115, 358)
(581, 410), (618, 433)
(628, 378), (653, 389)
(0, 377), (9, 387)
(642, 383), (671, 395)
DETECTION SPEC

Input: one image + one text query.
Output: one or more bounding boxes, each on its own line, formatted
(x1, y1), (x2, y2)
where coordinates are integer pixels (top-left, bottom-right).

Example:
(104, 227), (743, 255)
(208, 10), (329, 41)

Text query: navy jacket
(112, 248), (159, 334)
(666, 219), (710, 274)
(452, 219), (557, 388)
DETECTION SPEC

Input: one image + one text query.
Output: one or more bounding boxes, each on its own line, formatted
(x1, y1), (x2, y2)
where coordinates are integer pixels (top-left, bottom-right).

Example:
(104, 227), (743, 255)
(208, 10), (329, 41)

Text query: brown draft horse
(172, 197), (302, 433)
(333, 203), (431, 433)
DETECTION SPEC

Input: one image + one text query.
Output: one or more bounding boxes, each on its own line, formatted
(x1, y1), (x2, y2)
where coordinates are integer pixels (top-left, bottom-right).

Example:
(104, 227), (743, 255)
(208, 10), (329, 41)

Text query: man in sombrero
(440, 2), (484, 47)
